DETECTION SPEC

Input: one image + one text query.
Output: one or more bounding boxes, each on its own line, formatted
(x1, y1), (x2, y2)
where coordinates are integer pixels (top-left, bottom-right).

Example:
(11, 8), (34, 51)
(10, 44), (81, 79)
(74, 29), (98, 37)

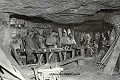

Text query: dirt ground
(61, 57), (120, 80)
(22, 56), (120, 80)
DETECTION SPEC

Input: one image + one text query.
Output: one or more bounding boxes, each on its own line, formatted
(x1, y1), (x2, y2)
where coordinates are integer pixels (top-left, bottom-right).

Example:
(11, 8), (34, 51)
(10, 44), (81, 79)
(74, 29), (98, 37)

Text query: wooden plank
(11, 47), (23, 66)
(36, 56), (83, 69)
(81, 48), (85, 58)
(36, 48), (74, 53)
(0, 68), (20, 80)
(103, 51), (120, 75)
(103, 36), (120, 75)
(0, 47), (26, 80)
(38, 54), (43, 65)
(118, 55), (120, 73)
(49, 52), (54, 60)
(58, 28), (62, 38)
(0, 44), (28, 80)
(100, 33), (120, 64)
(58, 28), (62, 47)
(63, 52), (67, 60)
(46, 53), (49, 63)
(59, 52), (63, 61)
(72, 49), (75, 58)
(60, 56), (83, 66)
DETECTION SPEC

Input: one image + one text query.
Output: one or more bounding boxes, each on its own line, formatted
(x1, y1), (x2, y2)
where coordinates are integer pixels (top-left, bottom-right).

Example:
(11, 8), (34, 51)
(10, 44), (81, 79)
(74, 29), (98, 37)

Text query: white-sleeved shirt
(60, 36), (69, 45)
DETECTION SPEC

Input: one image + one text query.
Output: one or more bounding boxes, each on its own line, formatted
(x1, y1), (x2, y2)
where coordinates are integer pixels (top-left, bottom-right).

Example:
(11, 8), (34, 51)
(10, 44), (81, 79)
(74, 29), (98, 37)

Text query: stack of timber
(0, 44), (27, 80)
(98, 31), (120, 75)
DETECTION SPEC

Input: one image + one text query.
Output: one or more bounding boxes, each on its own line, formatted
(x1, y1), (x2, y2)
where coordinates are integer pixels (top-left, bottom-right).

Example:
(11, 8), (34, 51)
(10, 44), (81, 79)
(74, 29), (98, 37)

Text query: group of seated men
(10, 29), (111, 64)
(79, 33), (110, 58)
(10, 30), (77, 64)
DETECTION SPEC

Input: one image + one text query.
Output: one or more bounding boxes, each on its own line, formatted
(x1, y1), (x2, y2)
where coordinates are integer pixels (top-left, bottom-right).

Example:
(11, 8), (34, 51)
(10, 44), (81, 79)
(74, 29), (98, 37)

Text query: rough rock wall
(0, 0), (120, 23)
(0, 13), (12, 46)
(104, 14), (120, 26)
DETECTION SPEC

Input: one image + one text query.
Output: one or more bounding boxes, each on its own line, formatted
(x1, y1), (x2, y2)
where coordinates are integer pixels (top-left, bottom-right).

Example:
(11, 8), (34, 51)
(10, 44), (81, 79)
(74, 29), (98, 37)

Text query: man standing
(32, 33), (41, 49)
(25, 31), (36, 64)
(38, 34), (46, 48)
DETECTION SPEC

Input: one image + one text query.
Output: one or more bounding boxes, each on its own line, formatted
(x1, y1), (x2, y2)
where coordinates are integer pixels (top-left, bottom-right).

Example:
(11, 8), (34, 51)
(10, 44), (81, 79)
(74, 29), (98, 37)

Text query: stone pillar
(4, 15), (11, 43)
(0, 13), (11, 52)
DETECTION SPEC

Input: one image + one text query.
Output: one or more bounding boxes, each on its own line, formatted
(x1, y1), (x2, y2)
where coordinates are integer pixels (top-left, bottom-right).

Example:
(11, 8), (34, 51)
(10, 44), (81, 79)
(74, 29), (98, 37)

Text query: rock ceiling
(0, 0), (120, 24)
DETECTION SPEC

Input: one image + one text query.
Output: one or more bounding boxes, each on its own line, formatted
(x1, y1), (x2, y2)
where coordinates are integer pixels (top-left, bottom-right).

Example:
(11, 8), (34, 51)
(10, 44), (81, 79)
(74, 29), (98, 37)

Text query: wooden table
(35, 48), (75, 65)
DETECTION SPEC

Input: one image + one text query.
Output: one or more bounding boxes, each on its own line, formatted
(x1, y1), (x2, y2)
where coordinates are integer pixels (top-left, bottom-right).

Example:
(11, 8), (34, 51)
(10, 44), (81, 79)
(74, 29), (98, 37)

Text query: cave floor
(21, 57), (120, 80)
(61, 57), (120, 80)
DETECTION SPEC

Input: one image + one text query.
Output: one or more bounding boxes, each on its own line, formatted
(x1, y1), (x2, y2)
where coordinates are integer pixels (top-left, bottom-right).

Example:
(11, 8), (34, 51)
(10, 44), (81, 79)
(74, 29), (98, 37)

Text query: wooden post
(58, 28), (62, 47)
(72, 49), (75, 58)
(59, 52), (63, 61)
(103, 51), (120, 75)
(63, 52), (67, 60)
(118, 55), (120, 73)
(38, 54), (43, 65)
(58, 28), (62, 38)
(81, 48), (85, 58)
(46, 53), (49, 63)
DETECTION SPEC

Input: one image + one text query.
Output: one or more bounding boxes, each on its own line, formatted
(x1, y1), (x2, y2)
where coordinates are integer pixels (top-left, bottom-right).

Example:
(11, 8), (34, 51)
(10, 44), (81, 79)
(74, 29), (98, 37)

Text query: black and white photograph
(0, 0), (120, 80)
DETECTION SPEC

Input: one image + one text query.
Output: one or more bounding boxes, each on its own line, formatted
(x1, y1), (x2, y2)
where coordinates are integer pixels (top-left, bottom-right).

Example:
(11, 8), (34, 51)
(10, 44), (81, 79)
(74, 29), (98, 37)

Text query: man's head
(62, 32), (66, 36)
(27, 31), (33, 37)
(33, 33), (38, 37)
(16, 34), (21, 38)
(55, 32), (59, 37)
(68, 33), (73, 38)
(51, 30), (58, 37)
(92, 40), (96, 43)
(12, 37), (18, 42)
